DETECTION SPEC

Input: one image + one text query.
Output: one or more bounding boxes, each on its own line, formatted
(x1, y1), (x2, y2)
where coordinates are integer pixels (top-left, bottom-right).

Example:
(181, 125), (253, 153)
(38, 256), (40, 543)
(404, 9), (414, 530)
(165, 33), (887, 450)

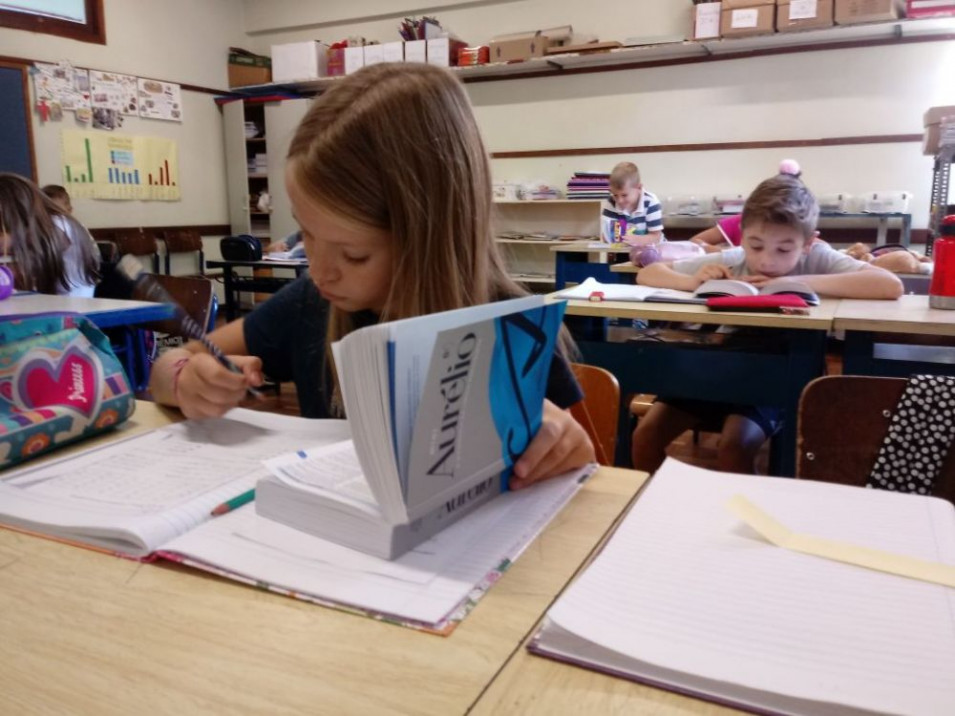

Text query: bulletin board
(0, 63), (36, 180)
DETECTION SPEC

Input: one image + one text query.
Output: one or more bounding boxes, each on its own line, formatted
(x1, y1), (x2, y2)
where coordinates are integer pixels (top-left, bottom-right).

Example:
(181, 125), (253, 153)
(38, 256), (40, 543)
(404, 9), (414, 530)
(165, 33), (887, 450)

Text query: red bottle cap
(942, 215), (955, 236)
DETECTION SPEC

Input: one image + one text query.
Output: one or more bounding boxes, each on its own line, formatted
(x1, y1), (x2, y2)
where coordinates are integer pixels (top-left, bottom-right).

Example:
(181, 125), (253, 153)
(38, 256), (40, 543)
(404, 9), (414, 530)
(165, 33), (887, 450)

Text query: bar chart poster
(60, 131), (180, 200)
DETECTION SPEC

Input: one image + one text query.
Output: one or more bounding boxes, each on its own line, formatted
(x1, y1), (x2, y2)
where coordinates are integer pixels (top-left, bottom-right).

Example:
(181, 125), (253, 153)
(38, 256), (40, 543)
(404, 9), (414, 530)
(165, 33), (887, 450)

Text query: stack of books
(566, 172), (610, 200)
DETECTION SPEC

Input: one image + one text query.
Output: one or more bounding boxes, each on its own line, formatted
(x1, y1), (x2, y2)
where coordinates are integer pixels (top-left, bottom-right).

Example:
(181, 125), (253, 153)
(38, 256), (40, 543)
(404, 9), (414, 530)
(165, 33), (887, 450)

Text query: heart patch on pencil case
(0, 313), (135, 470)
(706, 295), (809, 312)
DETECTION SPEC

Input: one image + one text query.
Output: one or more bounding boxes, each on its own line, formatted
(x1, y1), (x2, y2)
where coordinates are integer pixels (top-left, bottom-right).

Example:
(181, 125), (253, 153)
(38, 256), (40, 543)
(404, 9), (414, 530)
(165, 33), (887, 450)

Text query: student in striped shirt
(600, 161), (663, 244)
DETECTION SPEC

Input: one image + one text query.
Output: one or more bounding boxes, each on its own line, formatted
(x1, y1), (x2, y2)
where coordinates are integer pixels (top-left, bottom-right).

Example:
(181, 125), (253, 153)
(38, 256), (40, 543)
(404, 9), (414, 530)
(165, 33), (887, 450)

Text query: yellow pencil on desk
(211, 489), (255, 516)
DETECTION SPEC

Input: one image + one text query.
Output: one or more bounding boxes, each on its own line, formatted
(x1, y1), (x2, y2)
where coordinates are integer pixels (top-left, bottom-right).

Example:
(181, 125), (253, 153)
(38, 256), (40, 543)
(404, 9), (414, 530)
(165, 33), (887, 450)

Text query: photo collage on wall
(32, 61), (183, 130)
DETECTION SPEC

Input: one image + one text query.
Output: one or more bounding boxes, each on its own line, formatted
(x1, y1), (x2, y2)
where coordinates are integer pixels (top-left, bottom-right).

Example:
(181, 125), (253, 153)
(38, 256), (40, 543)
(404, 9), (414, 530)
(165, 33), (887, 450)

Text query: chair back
(106, 228), (160, 273)
(570, 362), (620, 466)
(797, 375), (955, 504)
(160, 229), (205, 275)
(142, 275), (216, 337)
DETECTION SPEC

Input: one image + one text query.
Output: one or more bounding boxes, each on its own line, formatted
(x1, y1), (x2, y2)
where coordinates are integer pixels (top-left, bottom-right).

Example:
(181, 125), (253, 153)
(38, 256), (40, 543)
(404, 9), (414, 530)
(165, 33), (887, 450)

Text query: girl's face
(287, 169), (394, 314)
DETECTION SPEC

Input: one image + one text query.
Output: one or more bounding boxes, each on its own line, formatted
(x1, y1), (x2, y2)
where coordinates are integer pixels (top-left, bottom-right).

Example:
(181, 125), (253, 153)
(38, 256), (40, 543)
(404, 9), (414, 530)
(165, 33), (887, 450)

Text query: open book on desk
(530, 459), (955, 715)
(257, 295), (568, 559)
(0, 407), (590, 632)
(557, 277), (819, 307)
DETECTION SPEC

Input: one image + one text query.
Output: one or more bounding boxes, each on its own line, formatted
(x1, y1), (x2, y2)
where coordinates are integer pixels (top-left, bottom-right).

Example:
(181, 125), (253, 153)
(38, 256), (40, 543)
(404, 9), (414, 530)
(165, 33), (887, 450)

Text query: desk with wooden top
(561, 297), (839, 475)
(835, 294), (955, 377)
(0, 401), (647, 716)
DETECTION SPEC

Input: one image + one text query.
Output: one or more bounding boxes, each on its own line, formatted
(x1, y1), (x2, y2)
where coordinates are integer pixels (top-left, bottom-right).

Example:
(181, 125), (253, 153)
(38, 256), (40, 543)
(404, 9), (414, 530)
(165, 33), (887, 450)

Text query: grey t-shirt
(671, 243), (868, 278)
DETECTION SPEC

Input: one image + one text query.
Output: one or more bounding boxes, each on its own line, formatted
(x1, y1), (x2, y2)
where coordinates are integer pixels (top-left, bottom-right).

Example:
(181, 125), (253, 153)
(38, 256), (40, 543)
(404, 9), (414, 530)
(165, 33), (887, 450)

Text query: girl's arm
(773, 266), (904, 299)
(149, 319), (264, 419)
(690, 225), (731, 251)
(509, 399), (596, 489)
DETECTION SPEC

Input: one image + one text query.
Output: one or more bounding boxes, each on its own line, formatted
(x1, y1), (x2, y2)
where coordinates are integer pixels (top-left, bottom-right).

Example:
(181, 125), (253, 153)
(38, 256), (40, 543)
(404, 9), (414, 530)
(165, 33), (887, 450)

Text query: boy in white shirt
(600, 162), (663, 245)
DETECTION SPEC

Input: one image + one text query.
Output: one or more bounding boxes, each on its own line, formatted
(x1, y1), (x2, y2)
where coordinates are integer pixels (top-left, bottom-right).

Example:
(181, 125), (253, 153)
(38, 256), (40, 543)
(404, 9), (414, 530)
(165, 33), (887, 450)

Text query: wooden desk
(0, 402), (646, 715)
(207, 258), (308, 321)
(473, 632), (738, 715)
(562, 298), (839, 474)
(835, 295), (955, 376)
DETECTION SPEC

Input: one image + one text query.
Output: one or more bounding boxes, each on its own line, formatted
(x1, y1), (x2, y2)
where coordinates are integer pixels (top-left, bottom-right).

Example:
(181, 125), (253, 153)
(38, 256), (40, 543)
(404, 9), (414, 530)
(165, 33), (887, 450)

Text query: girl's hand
(693, 263), (731, 286)
(510, 400), (596, 490)
(175, 353), (264, 419)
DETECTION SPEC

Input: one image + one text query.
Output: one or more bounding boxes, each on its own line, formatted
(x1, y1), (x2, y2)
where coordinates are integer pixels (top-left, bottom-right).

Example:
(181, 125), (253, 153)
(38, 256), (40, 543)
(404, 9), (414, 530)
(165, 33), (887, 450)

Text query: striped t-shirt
(600, 189), (664, 243)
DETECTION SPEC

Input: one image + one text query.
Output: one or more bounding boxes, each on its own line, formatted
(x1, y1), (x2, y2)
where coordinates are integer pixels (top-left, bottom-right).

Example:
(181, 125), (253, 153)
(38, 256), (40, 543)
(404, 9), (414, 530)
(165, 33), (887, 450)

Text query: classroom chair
(570, 363), (620, 467)
(104, 227), (160, 274)
(159, 228), (205, 276)
(125, 275), (217, 395)
(796, 375), (955, 504)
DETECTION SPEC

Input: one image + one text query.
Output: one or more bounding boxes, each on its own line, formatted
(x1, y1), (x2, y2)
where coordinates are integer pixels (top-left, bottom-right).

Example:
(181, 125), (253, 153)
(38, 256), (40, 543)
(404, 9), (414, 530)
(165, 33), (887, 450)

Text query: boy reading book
(632, 170), (902, 475)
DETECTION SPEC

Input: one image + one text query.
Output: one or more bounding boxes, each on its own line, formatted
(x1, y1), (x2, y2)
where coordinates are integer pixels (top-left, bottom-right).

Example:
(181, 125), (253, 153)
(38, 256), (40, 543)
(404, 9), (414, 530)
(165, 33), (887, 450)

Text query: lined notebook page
(547, 460), (955, 716)
(0, 409), (353, 555)
(162, 468), (586, 626)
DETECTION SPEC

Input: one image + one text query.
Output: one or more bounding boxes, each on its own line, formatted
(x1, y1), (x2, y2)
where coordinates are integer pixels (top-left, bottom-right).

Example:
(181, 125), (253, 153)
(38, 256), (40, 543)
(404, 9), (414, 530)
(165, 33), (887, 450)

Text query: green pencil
(210, 488), (255, 516)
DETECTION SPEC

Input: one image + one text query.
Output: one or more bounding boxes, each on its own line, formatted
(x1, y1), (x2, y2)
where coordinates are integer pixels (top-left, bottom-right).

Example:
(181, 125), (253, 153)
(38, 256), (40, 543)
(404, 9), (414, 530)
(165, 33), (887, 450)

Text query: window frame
(0, 0), (106, 45)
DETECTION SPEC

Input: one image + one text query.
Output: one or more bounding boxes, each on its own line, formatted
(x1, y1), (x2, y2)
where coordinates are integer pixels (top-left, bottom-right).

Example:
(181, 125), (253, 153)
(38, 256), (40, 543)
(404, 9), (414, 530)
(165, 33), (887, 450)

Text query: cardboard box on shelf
(270, 41), (327, 82)
(489, 30), (550, 62)
(906, 0), (955, 17)
(344, 46), (365, 74)
(834, 0), (905, 24)
(363, 44), (385, 66)
(228, 51), (271, 88)
(381, 41), (405, 62)
(924, 105), (955, 155)
(777, 0), (835, 30)
(721, 0), (776, 36)
(405, 39), (427, 63)
(426, 37), (468, 67)
(693, 2), (723, 39)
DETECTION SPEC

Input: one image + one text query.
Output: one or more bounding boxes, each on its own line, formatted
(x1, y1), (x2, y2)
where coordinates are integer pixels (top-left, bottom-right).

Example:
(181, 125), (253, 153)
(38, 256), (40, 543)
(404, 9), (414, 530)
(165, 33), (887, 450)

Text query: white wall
(242, 0), (955, 230)
(0, 0), (247, 229)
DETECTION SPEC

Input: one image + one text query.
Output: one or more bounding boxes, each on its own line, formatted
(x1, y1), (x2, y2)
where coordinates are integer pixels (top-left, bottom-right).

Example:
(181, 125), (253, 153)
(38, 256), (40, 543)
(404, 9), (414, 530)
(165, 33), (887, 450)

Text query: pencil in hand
(116, 255), (263, 398)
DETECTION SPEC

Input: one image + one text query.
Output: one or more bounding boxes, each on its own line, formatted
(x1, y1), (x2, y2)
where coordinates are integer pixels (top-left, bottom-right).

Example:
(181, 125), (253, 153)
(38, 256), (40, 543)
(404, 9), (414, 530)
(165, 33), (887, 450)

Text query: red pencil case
(706, 295), (809, 313)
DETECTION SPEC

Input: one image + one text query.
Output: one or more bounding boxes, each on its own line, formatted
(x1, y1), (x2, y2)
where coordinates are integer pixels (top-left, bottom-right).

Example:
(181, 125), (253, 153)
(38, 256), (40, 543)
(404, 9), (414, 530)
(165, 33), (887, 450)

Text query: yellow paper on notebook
(727, 494), (955, 589)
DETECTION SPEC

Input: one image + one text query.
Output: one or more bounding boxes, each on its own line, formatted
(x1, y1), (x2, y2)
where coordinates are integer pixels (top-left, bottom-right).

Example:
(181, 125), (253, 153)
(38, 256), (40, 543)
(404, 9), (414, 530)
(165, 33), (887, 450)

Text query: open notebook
(530, 459), (955, 715)
(0, 408), (589, 634)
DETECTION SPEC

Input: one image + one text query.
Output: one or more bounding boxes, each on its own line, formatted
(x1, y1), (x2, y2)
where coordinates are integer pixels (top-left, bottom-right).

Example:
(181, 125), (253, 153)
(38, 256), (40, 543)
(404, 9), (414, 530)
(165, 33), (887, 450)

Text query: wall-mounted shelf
(229, 17), (955, 97)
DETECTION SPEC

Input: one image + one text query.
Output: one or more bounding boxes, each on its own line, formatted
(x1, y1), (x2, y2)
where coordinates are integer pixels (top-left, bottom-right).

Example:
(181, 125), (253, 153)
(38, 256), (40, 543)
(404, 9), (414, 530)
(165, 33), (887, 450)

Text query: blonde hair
(741, 173), (819, 240)
(609, 162), (640, 189)
(286, 63), (536, 411)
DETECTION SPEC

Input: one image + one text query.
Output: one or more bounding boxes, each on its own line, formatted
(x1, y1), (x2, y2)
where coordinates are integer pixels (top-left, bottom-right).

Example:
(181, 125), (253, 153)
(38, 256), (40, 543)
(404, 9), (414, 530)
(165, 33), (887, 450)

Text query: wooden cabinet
(493, 200), (602, 290)
(223, 98), (311, 247)
(223, 98), (310, 309)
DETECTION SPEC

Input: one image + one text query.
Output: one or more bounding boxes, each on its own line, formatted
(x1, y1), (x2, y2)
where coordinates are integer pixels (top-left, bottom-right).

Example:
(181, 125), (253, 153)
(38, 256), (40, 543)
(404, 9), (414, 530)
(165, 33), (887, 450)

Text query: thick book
(256, 295), (569, 559)
(0, 407), (589, 632)
(530, 459), (955, 715)
(693, 278), (820, 305)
